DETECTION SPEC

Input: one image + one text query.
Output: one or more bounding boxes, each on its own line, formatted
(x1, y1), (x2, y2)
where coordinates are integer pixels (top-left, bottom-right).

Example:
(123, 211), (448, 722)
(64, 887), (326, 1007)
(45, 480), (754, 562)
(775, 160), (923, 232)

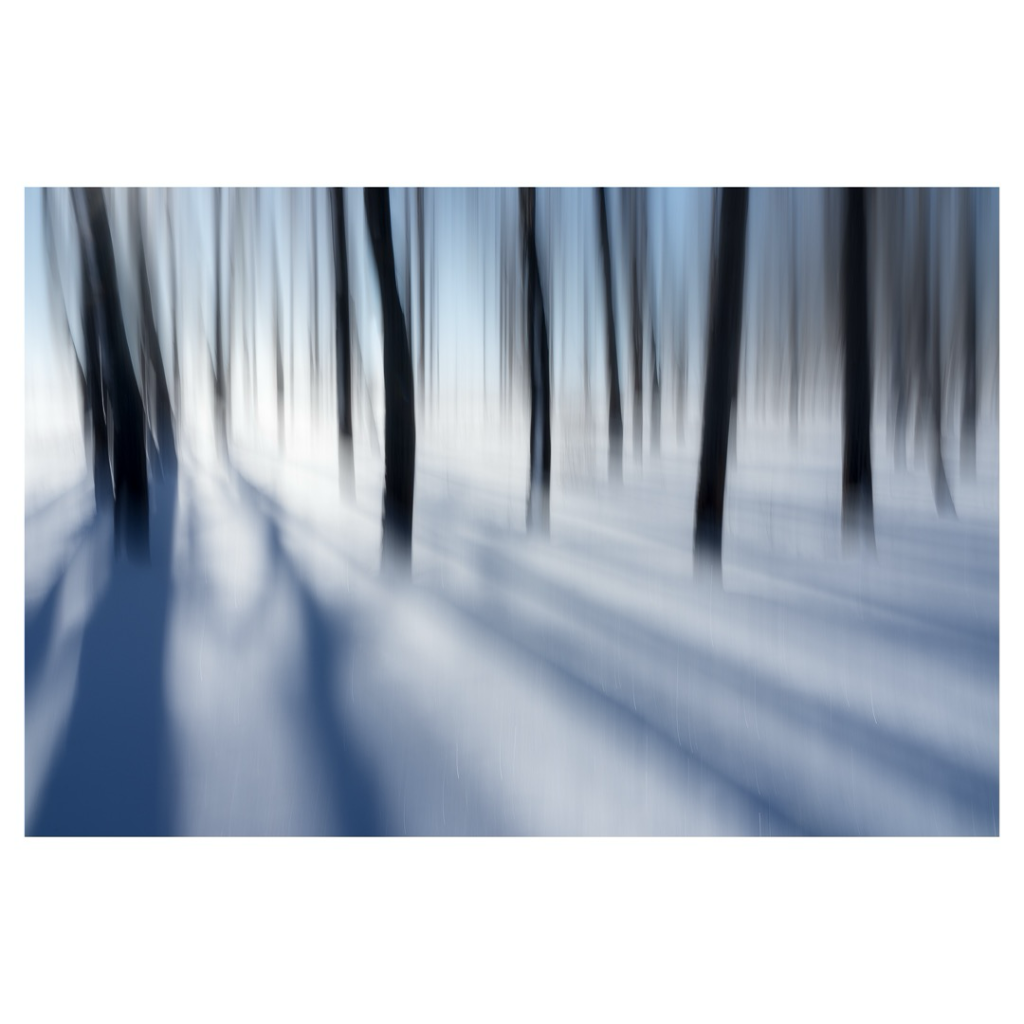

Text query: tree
(597, 188), (624, 481)
(693, 187), (749, 571)
(331, 188), (354, 493)
(520, 187), (552, 532)
(960, 188), (978, 480)
(76, 188), (150, 560)
(364, 189), (416, 572)
(840, 187), (875, 543)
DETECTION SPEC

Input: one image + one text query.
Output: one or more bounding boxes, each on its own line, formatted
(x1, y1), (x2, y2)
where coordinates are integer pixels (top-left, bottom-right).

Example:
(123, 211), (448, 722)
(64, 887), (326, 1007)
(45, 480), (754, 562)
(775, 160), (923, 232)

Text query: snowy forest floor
(24, 414), (999, 835)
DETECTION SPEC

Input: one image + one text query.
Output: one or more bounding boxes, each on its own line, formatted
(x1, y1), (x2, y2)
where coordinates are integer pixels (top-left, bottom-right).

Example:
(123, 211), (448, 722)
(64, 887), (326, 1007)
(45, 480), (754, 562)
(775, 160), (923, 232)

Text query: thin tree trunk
(331, 188), (354, 494)
(521, 188), (552, 532)
(693, 187), (749, 571)
(365, 189), (416, 573)
(597, 188), (624, 481)
(960, 188), (977, 480)
(841, 187), (875, 543)
(417, 187), (426, 421)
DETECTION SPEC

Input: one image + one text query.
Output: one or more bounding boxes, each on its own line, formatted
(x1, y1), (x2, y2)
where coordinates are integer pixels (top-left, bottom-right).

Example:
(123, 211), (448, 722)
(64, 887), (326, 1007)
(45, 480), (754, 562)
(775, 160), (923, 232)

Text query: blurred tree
(331, 188), (354, 494)
(960, 188), (977, 480)
(365, 188), (416, 572)
(76, 188), (150, 560)
(840, 187), (875, 543)
(597, 188), (624, 482)
(694, 187), (748, 570)
(417, 187), (426, 421)
(625, 188), (644, 462)
(520, 187), (552, 532)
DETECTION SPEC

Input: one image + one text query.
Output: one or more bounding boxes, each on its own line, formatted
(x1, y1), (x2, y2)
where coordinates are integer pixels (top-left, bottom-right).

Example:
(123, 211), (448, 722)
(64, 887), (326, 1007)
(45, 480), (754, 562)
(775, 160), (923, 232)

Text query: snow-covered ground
(24, 411), (999, 835)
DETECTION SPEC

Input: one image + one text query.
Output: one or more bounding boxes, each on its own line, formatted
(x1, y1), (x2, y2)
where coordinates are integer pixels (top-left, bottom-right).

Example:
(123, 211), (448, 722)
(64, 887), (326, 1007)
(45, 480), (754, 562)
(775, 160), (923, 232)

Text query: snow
(24, 411), (998, 835)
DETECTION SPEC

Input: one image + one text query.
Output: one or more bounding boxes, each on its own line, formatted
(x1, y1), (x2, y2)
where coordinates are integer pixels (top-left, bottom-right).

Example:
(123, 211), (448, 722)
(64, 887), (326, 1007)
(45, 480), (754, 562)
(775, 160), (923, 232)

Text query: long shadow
(24, 518), (95, 698)
(420, 526), (998, 835)
(233, 471), (384, 836)
(29, 473), (178, 836)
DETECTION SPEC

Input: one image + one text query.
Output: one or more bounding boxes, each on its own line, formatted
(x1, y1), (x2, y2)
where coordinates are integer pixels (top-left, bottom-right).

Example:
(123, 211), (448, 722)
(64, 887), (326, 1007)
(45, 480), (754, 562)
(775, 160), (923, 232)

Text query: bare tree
(365, 189), (417, 572)
(597, 188), (624, 481)
(76, 189), (150, 560)
(840, 188), (875, 543)
(521, 188), (552, 532)
(331, 188), (354, 494)
(693, 188), (749, 571)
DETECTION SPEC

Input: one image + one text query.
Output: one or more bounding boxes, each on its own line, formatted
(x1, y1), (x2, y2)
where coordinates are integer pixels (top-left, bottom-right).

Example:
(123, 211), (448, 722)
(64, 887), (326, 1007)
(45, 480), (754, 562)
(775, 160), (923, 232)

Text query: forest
(24, 186), (999, 836)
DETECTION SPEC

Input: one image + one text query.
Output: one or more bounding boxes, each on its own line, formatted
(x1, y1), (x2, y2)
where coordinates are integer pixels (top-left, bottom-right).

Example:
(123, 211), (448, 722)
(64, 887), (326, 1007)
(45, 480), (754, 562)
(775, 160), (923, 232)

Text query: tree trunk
(693, 187), (749, 571)
(80, 188), (150, 560)
(365, 189), (416, 573)
(960, 188), (977, 480)
(841, 187), (875, 543)
(417, 188), (426, 421)
(521, 188), (552, 533)
(331, 188), (354, 494)
(928, 190), (954, 515)
(597, 188), (624, 481)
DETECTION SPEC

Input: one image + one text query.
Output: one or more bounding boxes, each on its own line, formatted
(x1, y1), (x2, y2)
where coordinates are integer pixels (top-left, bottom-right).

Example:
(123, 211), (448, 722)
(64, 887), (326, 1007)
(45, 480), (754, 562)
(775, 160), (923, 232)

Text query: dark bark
(520, 188), (552, 533)
(597, 188), (624, 481)
(841, 188), (875, 543)
(80, 188), (150, 561)
(417, 188), (426, 420)
(693, 187), (749, 570)
(331, 188), (354, 493)
(364, 189), (416, 573)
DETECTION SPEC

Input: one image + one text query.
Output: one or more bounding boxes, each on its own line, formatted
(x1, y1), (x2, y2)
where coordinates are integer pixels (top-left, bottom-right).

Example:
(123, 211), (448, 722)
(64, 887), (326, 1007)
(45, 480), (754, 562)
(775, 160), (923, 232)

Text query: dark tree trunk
(597, 188), (624, 481)
(365, 189), (416, 573)
(928, 191), (954, 515)
(331, 188), (354, 493)
(961, 189), (977, 480)
(650, 320), (661, 456)
(520, 188), (552, 533)
(841, 188), (875, 543)
(80, 188), (150, 560)
(131, 190), (176, 477)
(417, 188), (426, 420)
(693, 187), (749, 571)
